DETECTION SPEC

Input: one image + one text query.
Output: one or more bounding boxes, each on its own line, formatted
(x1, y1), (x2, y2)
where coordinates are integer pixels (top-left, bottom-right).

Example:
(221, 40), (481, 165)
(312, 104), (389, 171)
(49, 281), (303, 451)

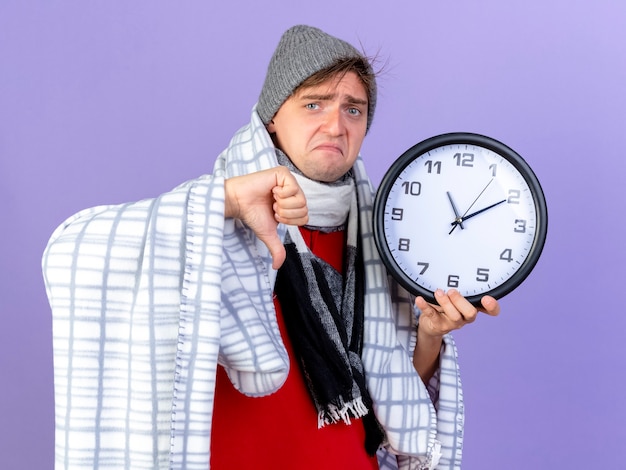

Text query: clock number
(453, 152), (474, 167)
(447, 275), (460, 288)
(425, 160), (442, 174)
(391, 208), (404, 221)
(500, 248), (513, 262)
(476, 268), (490, 283)
(398, 238), (411, 252)
(508, 189), (521, 204)
(489, 164), (497, 177)
(417, 262), (429, 275)
(514, 219), (527, 233)
(401, 181), (422, 196)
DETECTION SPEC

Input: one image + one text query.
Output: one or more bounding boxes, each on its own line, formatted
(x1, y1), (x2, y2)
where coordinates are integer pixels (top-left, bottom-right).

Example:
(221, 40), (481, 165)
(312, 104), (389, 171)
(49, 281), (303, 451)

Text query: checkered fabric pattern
(42, 108), (464, 469)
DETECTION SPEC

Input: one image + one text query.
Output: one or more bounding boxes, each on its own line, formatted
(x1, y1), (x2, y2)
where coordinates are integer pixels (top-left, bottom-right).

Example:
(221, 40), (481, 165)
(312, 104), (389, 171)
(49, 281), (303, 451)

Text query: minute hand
(449, 199), (507, 234)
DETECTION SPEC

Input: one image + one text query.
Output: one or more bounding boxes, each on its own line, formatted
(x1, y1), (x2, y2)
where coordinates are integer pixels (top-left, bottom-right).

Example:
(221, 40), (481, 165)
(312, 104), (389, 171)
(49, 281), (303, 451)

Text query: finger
(435, 289), (478, 323)
(273, 190), (307, 217)
(273, 185), (308, 225)
(414, 295), (431, 312)
(273, 190), (307, 210)
(273, 182), (301, 199)
(480, 295), (501, 316)
(446, 289), (480, 322)
(275, 214), (308, 226)
(433, 289), (463, 322)
(414, 296), (449, 336)
(273, 203), (308, 226)
(273, 168), (302, 198)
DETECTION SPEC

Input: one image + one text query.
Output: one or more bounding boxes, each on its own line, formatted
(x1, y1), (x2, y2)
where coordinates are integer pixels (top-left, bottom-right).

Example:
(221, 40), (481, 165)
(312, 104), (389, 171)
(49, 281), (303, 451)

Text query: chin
(319, 172), (349, 183)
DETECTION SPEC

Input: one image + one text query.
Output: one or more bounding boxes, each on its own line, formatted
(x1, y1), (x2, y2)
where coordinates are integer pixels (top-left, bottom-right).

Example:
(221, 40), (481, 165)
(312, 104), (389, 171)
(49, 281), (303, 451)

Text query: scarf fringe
(317, 395), (369, 428)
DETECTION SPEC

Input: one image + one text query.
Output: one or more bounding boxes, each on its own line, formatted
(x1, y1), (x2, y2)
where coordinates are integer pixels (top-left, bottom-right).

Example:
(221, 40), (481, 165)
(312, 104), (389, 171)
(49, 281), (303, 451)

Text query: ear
(267, 119), (276, 134)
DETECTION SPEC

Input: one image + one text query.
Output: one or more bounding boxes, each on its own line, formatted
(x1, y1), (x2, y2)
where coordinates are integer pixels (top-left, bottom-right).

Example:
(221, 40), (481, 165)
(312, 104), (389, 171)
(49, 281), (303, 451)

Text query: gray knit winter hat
(257, 25), (377, 132)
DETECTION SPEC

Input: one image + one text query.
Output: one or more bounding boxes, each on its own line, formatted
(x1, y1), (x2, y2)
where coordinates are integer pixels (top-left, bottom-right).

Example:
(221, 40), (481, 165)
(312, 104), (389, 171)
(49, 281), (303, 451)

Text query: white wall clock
(373, 133), (548, 306)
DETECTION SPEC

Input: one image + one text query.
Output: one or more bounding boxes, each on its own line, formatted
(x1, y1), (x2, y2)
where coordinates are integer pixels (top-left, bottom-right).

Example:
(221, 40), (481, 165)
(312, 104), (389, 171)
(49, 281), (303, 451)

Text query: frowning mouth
(313, 143), (344, 155)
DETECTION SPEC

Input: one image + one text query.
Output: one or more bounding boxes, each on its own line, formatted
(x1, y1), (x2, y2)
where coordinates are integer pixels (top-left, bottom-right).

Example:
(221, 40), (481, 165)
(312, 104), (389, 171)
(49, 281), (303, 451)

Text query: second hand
(449, 178), (494, 235)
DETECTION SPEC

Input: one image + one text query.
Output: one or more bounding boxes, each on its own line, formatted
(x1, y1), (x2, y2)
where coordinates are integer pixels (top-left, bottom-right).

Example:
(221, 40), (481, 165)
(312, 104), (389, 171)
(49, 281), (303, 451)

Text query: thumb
(262, 230), (286, 270)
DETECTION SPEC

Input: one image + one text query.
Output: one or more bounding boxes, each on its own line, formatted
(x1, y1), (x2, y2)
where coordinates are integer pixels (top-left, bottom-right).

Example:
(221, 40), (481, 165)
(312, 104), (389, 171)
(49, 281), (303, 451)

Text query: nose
(321, 106), (345, 135)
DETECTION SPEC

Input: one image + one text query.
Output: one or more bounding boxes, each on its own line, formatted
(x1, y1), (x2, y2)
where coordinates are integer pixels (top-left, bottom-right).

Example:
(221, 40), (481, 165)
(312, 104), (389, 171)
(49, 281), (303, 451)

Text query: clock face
(373, 133), (547, 306)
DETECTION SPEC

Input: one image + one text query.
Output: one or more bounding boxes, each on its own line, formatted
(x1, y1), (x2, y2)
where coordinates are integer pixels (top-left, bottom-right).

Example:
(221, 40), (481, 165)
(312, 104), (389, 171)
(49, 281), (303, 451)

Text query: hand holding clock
(412, 289), (500, 381)
(374, 132), (546, 383)
(416, 288), (500, 335)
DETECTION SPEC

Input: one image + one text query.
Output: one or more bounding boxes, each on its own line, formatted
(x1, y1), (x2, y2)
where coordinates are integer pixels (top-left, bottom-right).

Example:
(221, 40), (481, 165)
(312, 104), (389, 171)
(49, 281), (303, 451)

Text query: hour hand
(446, 191), (464, 230)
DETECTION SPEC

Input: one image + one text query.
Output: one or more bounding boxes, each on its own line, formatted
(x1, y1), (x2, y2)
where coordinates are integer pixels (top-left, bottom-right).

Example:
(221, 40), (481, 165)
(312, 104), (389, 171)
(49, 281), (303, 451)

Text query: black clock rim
(372, 132), (548, 307)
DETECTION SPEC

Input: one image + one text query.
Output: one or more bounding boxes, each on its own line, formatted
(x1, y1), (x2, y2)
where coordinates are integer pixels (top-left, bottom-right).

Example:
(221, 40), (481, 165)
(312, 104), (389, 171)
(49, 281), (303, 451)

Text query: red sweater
(210, 228), (379, 469)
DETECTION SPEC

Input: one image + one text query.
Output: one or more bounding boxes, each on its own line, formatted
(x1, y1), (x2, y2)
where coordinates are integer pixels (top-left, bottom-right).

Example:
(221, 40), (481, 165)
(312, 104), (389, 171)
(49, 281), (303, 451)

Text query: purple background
(1, 1), (624, 468)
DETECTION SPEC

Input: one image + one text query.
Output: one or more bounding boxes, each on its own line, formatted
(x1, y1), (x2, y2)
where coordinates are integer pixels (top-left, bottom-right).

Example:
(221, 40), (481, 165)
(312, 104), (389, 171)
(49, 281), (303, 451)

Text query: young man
(43, 25), (499, 470)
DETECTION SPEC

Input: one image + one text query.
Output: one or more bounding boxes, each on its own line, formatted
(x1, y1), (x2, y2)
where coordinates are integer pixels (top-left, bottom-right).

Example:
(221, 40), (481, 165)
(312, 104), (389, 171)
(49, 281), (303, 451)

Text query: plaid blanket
(42, 108), (464, 469)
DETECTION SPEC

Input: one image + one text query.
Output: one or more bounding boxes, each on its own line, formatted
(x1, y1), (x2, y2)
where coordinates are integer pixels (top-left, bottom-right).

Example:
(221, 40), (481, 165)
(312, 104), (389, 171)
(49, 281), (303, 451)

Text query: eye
(347, 107), (362, 116)
(305, 103), (320, 110)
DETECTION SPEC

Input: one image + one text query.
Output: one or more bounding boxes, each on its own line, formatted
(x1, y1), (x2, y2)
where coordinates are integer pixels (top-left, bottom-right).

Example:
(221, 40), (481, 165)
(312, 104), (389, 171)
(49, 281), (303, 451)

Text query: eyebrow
(299, 92), (368, 106)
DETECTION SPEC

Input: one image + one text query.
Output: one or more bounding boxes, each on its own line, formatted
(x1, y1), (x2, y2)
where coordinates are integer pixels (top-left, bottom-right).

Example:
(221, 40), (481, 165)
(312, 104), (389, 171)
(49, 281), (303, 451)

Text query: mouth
(314, 143), (344, 156)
